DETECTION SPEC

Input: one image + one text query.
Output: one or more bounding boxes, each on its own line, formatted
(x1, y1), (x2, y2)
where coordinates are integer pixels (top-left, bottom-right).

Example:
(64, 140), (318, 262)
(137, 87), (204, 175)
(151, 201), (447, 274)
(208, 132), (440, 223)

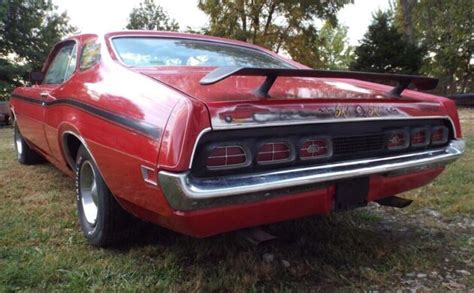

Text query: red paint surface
(119, 167), (445, 237)
(9, 31), (462, 237)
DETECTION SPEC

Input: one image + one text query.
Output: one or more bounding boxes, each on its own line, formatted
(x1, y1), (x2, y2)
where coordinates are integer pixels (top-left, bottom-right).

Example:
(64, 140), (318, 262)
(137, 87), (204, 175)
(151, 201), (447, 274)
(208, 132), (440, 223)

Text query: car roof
(61, 30), (304, 70)
(67, 30), (270, 52)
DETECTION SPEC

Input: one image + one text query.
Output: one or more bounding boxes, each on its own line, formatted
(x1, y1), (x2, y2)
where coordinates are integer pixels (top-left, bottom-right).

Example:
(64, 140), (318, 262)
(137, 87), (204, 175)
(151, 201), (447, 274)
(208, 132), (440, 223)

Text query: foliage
(197, 0), (352, 67)
(0, 59), (28, 100)
(126, 0), (179, 31)
(408, 0), (473, 95)
(392, 0), (473, 95)
(0, 0), (75, 101)
(350, 10), (424, 74)
(317, 21), (354, 70)
(288, 20), (353, 69)
(396, 0), (415, 44)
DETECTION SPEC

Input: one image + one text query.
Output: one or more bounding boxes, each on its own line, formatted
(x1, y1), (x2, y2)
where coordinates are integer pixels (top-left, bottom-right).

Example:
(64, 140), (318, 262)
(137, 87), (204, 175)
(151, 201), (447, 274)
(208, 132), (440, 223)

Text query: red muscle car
(9, 31), (465, 247)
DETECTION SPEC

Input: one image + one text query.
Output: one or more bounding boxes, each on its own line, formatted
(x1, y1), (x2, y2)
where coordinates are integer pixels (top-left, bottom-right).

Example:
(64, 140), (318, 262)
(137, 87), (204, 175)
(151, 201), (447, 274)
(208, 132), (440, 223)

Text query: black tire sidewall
(75, 146), (109, 246)
(13, 122), (43, 165)
(14, 123), (27, 164)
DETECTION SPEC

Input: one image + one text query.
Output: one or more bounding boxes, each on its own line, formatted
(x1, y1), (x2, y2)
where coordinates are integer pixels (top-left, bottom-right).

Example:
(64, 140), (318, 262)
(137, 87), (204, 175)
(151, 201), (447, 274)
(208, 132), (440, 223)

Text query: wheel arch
(9, 107), (15, 124)
(62, 132), (83, 169)
(59, 126), (143, 222)
(58, 124), (99, 172)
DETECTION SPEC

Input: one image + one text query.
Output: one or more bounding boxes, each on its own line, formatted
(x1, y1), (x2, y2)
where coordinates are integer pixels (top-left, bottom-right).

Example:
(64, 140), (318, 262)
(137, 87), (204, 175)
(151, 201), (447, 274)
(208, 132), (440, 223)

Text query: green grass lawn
(1, 109), (473, 291)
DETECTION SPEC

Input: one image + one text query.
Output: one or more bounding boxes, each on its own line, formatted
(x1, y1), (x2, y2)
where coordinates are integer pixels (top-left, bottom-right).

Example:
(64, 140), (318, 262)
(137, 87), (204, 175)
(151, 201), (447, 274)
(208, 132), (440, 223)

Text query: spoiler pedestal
(200, 67), (438, 98)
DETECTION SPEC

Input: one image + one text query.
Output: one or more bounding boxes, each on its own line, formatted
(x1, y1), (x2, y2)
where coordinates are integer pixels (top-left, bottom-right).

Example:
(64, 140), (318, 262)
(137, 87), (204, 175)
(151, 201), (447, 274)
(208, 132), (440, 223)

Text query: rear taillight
(299, 138), (332, 160)
(200, 123), (451, 172)
(206, 145), (248, 169)
(431, 126), (449, 145)
(387, 129), (409, 150)
(411, 127), (430, 147)
(256, 142), (292, 164)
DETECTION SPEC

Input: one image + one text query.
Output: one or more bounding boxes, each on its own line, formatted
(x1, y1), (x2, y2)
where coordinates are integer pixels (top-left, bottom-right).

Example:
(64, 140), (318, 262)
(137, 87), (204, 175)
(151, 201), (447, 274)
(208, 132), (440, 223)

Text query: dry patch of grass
(0, 109), (473, 291)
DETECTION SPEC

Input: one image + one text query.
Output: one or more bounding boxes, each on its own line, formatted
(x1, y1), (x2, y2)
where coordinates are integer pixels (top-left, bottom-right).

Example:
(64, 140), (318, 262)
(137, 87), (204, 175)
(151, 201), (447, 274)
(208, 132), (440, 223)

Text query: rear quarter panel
(41, 35), (208, 216)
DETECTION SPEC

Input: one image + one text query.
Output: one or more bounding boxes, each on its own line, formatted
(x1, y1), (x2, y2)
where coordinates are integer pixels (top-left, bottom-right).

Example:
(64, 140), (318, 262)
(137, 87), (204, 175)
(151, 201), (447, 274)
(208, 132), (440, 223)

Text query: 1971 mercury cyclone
(9, 31), (465, 247)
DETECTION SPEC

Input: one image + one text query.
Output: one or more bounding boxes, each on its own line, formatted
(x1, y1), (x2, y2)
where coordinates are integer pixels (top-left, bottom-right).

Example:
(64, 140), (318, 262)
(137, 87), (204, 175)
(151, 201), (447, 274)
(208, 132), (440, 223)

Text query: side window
(80, 38), (101, 71)
(64, 45), (78, 79)
(43, 42), (77, 84)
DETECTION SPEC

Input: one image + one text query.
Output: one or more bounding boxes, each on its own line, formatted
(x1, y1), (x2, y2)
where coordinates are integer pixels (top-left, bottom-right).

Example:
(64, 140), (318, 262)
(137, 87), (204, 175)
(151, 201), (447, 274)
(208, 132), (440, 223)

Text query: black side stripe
(11, 94), (161, 139)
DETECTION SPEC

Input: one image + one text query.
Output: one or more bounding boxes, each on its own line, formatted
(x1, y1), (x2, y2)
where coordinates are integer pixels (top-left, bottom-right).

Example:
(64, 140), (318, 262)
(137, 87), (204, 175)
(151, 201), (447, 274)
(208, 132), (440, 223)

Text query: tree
(197, 0), (352, 65)
(398, 0), (414, 44)
(317, 21), (354, 70)
(288, 20), (353, 69)
(350, 11), (424, 74)
(126, 0), (179, 31)
(408, 0), (473, 95)
(0, 0), (75, 100)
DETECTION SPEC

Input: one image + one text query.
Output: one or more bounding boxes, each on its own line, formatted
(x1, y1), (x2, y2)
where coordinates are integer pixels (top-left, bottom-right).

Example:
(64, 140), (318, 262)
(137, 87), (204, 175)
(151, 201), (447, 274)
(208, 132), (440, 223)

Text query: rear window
(80, 38), (101, 71)
(111, 37), (292, 68)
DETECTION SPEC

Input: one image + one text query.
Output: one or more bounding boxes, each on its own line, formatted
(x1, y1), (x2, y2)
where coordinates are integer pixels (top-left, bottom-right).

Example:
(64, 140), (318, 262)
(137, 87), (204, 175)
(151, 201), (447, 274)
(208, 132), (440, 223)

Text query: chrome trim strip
(188, 127), (211, 169)
(212, 116), (458, 137)
(188, 117), (458, 170)
(159, 139), (465, 210)
(446, 115), (458, 138)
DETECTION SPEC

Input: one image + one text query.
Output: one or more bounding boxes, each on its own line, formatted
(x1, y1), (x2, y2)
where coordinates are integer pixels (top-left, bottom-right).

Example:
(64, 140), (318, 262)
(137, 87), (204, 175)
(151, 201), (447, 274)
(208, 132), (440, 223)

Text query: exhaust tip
(376, 196), (413, 208)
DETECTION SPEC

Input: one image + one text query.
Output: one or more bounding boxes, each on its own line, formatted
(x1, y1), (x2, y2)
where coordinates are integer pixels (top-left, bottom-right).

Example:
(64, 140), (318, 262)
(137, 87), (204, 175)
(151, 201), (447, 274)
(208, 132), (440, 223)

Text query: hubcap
(79, 161), (99, 225)
(15, 129), (23, 156)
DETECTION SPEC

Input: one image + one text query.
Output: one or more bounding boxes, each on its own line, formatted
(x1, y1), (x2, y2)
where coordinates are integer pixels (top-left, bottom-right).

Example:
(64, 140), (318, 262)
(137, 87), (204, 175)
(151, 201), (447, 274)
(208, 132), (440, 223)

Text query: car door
(40, 41), (79, 161)
(15, 41), (78, 156)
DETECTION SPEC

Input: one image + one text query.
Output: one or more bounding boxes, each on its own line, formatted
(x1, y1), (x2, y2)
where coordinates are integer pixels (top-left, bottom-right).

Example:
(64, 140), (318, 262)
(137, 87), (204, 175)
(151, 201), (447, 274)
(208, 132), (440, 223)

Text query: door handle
(39, 92), (55, 106)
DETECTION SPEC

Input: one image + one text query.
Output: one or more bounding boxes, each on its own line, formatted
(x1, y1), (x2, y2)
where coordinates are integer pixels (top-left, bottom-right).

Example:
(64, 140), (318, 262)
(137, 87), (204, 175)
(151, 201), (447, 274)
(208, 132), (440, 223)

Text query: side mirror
(30, 72), (44, 83)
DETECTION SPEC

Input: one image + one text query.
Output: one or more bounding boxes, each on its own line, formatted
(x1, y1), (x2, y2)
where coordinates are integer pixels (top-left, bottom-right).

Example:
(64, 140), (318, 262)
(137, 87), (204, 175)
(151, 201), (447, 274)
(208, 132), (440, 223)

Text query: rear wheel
(14, 122), (44, 165)
(75, 145), (141, 247)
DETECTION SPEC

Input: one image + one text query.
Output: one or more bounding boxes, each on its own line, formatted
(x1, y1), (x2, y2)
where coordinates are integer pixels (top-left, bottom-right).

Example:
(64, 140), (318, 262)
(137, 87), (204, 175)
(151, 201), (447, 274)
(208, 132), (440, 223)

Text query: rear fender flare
(58, 123), (100, 173)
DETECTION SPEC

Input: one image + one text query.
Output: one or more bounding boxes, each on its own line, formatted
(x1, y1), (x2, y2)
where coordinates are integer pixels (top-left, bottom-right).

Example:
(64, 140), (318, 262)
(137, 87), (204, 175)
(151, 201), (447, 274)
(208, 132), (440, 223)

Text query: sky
(53, 0), (391, 46)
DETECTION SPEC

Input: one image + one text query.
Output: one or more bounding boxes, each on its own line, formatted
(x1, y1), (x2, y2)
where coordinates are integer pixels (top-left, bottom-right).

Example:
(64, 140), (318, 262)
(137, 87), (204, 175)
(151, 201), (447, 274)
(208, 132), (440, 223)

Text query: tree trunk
(400, 0), (414, 44)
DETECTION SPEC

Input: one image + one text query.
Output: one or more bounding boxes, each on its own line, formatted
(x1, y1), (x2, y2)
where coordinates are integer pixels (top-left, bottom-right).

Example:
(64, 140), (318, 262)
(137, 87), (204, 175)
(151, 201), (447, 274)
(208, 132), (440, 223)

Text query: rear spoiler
(200, 67), (438, 97)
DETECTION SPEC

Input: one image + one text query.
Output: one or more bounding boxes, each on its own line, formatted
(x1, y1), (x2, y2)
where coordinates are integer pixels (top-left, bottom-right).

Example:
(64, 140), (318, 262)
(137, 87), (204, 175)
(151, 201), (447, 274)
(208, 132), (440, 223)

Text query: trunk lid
(135, 66), (448, 129)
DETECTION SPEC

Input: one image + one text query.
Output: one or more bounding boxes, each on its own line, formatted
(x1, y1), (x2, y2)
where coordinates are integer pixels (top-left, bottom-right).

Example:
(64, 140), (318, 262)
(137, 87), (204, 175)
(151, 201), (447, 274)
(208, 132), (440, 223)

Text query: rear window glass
(111, 37), (292, 68)
(80, 38), (101, 71)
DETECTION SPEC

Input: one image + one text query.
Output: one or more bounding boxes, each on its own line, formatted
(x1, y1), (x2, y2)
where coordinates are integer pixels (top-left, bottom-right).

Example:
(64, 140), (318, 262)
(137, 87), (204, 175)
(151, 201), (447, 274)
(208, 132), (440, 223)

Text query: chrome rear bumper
(159, 139), (465, 211)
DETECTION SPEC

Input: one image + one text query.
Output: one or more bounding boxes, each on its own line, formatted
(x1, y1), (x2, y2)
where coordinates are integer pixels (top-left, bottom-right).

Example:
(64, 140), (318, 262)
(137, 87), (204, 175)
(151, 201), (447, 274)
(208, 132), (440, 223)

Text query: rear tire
(14, 122), (44, 165)
(75, 145), (141, 247)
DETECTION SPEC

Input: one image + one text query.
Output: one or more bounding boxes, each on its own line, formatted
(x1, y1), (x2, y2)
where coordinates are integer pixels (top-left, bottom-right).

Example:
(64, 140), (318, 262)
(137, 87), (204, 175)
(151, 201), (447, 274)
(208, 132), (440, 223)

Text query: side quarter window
(43, 42), (78, 85)
(80, 38), (101, 71)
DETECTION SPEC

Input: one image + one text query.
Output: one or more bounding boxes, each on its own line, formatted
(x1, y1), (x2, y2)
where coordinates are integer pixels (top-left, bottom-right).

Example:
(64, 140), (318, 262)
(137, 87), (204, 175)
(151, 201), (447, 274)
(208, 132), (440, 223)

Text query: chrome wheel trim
(80, 161), (99, 226)
(15, 129), (23, 156)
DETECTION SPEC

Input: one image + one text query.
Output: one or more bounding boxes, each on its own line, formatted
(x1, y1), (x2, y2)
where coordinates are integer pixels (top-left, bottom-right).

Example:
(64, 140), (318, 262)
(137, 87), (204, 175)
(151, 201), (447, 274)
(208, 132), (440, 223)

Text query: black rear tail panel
(191, 119), (453, 178)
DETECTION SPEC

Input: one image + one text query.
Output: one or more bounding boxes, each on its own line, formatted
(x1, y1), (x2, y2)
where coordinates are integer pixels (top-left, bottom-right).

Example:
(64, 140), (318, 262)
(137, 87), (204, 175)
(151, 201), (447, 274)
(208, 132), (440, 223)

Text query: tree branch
(263, 2), (276, 36)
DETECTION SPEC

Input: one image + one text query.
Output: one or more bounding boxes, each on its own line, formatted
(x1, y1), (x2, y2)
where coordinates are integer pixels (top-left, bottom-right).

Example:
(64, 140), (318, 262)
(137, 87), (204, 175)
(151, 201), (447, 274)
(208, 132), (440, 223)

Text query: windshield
(111, 37), (292, 68)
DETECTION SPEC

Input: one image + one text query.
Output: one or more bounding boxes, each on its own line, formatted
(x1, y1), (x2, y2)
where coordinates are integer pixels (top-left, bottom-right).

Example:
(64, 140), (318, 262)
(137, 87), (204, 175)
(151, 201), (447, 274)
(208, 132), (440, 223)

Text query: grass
(402, 108), (474, 214)
(1, 109), (473, 291)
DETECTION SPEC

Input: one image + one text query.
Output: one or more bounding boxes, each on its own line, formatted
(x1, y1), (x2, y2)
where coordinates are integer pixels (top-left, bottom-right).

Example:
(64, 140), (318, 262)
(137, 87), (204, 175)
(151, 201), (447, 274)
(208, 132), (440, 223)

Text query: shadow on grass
(110, 209), (443, 289)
